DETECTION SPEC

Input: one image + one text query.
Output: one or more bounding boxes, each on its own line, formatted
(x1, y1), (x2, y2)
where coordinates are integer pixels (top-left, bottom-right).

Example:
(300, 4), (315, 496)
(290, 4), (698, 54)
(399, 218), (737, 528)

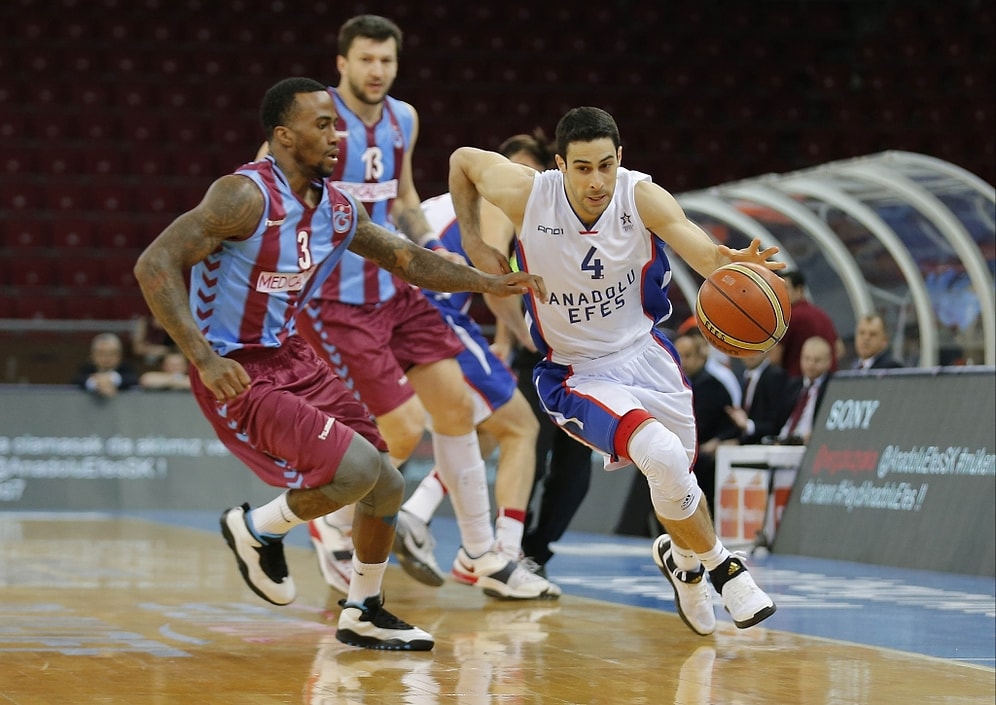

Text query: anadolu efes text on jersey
(516, 168), (672, 365)
(188, 158), (359, 357)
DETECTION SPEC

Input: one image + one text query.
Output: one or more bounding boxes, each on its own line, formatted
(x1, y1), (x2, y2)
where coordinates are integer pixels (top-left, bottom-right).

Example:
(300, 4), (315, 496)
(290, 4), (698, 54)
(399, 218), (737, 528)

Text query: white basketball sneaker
(709, 554), (776, 628)
(452, 547), (561, 600)
(652, 534), (717, 636)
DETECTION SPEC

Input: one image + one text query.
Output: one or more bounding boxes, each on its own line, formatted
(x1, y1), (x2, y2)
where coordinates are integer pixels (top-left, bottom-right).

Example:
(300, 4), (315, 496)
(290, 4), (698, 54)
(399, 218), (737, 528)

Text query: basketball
(695, 262), (791, 358)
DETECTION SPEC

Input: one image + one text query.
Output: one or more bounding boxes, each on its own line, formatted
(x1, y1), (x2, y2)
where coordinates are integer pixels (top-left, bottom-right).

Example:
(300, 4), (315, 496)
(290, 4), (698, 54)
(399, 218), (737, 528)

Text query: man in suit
(673, 330), (742, 508)
(852, 313), (904, 370)
(725, 349), (794, 445)
(770, 270), (845, 377)
(778, 336), (834, 444)
(73, 332), (139, 398)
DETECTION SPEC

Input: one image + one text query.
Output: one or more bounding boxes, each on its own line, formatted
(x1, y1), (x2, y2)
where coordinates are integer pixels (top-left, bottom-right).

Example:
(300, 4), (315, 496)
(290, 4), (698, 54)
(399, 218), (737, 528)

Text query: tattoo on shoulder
(200, 177), (263, 241)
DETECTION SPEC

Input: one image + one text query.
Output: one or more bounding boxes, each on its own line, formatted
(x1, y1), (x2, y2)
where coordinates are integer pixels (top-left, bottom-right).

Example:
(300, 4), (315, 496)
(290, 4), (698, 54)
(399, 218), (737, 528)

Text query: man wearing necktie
(852, 313), (904, 371)
(725, 349), (794, 445)
(779, 336), (834, 444)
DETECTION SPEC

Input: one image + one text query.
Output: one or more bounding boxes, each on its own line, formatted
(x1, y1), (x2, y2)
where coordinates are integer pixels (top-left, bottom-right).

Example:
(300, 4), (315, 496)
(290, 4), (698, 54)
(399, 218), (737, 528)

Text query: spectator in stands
(673, 330), (741, 507)
(724, 348), (794, 445)
(139, 350), (191, 391)
(851, 313), (903, 370)
(770, 270), (845, 377)
(73, 332), (139, 398)
(131, 314), (175, 367)
(674, 315), (742, 408)
(774, 336), (833, 445)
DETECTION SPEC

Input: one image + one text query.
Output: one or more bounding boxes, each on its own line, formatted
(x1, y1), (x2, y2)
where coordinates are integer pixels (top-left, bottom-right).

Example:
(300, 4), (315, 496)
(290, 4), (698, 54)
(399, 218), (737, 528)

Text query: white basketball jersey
(518, 167), (672, 365)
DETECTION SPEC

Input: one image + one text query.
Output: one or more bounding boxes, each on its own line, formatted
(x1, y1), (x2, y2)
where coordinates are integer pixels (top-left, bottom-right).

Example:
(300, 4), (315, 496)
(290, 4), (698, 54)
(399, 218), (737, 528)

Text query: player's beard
(347, 77), (388, 106)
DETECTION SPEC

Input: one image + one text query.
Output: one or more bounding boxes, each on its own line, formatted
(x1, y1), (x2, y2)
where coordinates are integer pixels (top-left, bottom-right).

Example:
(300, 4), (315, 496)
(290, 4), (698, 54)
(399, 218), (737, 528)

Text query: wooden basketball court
(0, 513), (991, 704)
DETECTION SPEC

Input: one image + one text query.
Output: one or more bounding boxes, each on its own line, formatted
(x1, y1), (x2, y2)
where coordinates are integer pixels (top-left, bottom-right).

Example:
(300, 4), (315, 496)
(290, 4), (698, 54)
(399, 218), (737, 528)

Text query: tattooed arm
(347, 207), (547, 301)
(134, 174), (261, 401)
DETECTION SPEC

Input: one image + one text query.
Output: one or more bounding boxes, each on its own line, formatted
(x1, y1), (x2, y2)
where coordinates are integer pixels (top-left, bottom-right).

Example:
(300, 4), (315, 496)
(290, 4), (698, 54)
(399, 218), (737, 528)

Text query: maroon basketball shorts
(190, 336), (387, 489)
(297, 286), (465, 417)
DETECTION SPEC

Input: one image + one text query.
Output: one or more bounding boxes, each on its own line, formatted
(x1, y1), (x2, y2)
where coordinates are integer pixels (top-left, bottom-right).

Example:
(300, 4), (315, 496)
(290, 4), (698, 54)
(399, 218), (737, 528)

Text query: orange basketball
(695, 262), (791, 358)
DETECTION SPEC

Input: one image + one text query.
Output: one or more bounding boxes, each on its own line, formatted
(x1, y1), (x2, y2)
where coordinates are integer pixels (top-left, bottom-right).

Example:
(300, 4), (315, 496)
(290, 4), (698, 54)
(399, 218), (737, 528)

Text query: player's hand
(464, 239), (512, 275)
(487, 271), (547, 302)
(197, 355), (252, 402)
(720, 238), (785, 270)
(724, 405), (748, 431)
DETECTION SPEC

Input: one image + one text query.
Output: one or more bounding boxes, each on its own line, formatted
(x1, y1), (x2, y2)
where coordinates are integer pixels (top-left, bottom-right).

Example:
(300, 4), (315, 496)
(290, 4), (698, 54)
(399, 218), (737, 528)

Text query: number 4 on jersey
(581, 246), (605, 280)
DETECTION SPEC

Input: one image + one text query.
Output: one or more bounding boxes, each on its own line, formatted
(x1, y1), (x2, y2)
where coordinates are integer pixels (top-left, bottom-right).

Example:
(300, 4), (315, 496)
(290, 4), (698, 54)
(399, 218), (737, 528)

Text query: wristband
(423, 238), (445, 251)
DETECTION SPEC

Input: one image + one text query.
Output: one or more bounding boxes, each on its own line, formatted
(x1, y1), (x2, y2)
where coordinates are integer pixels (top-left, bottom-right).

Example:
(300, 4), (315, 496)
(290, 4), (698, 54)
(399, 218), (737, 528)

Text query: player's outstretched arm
(449, 147), (534, 275)
(637, 181), (784, 277)
(347, 209), (547, 301)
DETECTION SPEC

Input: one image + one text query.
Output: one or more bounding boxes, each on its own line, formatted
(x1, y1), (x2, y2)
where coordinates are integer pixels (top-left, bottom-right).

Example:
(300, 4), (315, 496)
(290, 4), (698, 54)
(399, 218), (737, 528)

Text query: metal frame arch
(720, 182), (874, 323)
(774, 177), (939, 366)
(883, 151), (996, 203)
(838, 162), (996, 365)
(676, 193), (798, 272)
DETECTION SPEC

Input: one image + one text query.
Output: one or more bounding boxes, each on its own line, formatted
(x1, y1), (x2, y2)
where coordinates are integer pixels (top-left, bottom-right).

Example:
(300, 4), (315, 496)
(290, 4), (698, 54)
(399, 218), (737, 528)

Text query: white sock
(495, 508), (525, 560)
(247, 492), (302, 542)
(402, 470), (447, 524)
(431, 430), (494, 556)
(670, 540), (701, 572)
(347, 555), (387, 605)
(697, 539), (732, 572)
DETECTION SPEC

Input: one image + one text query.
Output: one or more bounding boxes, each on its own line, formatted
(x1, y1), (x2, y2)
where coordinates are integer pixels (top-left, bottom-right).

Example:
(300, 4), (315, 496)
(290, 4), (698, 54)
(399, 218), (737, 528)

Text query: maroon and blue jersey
(315, 88), (415, 305)
(189, 157), (359, 356)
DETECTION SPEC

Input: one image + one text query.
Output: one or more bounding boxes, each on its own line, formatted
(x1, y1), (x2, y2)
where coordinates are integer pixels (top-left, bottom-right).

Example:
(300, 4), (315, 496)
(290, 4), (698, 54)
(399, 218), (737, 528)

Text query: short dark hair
(554, 107), (621, 160)
(260, 77), (327, 138)
(338, 14), (403, 56)
(498, 128), (555, 169)
(780, 270), (806, 288)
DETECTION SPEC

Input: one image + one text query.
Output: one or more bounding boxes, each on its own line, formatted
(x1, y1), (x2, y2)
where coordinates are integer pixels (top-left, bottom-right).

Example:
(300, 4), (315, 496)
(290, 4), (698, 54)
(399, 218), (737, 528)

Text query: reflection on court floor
(0, 512), (992, 704)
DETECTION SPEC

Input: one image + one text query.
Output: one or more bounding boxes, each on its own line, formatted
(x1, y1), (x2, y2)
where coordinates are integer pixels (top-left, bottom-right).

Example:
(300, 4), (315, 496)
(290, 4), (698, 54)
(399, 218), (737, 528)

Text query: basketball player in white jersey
(448, 106), (781, 634)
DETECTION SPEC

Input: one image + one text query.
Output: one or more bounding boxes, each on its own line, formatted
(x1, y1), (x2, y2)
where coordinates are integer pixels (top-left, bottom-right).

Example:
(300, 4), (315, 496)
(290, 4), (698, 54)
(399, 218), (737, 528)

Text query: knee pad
(627, 422), (700, 521)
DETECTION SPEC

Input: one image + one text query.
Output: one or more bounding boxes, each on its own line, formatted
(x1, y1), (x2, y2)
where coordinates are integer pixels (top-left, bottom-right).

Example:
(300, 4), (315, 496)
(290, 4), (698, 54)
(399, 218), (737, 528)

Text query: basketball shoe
(709, 554), (776, 628)
(336, 594), (435, 651)
(220, 503), (295, 605)
(452, 548), (561, 600)
(308, 515), (353, 594)
(392, 509), (446, 587)
(653, 534), (716, 636)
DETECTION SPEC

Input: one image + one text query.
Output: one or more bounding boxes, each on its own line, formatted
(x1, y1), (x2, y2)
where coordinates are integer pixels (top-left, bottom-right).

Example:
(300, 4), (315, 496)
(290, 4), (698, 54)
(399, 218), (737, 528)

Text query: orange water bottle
(742, 472), (767, 539)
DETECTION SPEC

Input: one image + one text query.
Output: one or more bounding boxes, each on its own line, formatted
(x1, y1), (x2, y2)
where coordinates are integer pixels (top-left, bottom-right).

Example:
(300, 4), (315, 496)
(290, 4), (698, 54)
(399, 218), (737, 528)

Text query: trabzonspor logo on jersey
(332, 202), (353, 233)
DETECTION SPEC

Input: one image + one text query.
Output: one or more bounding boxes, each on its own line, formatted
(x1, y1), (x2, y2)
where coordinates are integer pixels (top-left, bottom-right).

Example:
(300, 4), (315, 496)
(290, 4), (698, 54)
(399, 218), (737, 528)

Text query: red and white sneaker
(452, 547), (560, 600)
(308, 515), (353, 594)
